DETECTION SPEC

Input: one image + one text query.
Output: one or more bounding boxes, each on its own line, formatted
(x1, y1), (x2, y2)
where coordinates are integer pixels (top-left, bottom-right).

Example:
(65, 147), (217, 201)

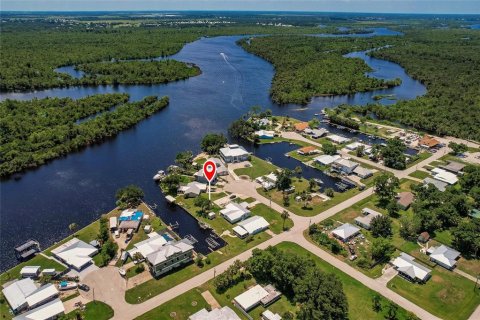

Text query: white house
(345, 142), (367, 151)
(2, 278), (37, 313)
(178, 182), (207, 198)
(51, 238), (98, 271)
(233, 216), (269, 238)
(332, 158), (359, 174)
(220, 145), (250, 163)
(311, 128), (328, 138)
(255, 130), (275, 139)
(109, 216), (117, 230)
(127, 233), (168, 259)
(332, 223), (360, 242)
(20, 266), (41, 278)
(355, 208), (382, 230)
(314, 154), (340, 166)
(326, 134), (350, 144)
(423, 177), (448, 192)
(220, 202), (250, 224)
(431, 168), (458, 185)
(427, 245), (461, 270)
(146, 239), (194, 277)
(189, 306), (241, 320)
(262, 310), (282, 320)
(392, 253), (431, 283)
(24, 284), (59, 310)
(234, 284), (281, 312)
(13, 298), (65, 320)
(353, 166), (373, 179)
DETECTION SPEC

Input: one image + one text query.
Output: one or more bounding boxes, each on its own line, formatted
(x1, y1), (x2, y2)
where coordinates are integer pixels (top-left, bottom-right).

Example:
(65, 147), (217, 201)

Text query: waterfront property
(232, 216), (269, 238)
(255, 130), (275, 139)
(178, 182), (208, 198)
(220, 144), (249, 163)
(297, 146), (319, 155)
(220, 202), (251, 224)
(294, 122), (309, 132)
(354, 208), (382, 230)
(145, 239), (194, 277)
(12, 298), (64, 320)
(326, 134), (350, 144)
(189, 306), (241, 320)
(2, 278), (37, 313)
(19, 266), (40, 278)
(331, 158), (359, 175)
(313, 154), (340, 166)
(256, 172), (278, 190)
(51, 238), (98, 271)
(391, 253), (431, 283)
(127, 233), (169, 259)
(427, 245), (460, 270)
(353, 166), (373, 179)
(331, 223), (360, 242)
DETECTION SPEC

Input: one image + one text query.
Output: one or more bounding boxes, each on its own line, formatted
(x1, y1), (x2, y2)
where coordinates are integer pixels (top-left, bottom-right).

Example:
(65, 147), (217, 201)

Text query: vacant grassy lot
(408, 170), (430, 180)
(388, 269), (480, 320)
(250, 203), (294, 234)
(63, 301), (114, 320)
(234, 156), (278, 179)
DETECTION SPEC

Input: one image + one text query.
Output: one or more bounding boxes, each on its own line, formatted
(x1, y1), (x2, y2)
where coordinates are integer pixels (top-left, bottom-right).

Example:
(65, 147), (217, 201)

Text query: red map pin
(203, 160), (217, 183)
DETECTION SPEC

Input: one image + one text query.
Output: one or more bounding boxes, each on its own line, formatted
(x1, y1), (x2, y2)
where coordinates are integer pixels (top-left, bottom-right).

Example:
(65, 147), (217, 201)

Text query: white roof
(392, 253), (431, 281)
(237, 216), (269, 234)
(25, 284), (58, 308)
(355, 208), (382, 228)
(13, 298), (65, 320)
(314, 154), (340, 165)
(264, 172), (278, 183)
(327, 134), (350, 144)
(220, 145), (249, 158)
(429, 245), (460, 268)
(332, 223), (360, 240)
(431, 168), (458, 185)
(255, 130), (275, 137)
(146, 240), (193, 265)
(353, 166), (373, 177)
(220, 203), (250, 223)
(311, 128), (328, 137)
(333, 158), (359, 170)
(234, 284), (269, 311)
(20, 266), (40, 275)
(345, 142), (366, 150)
(262, 310), (282, 320)
(128, 233), (168, 258)
(109, 216), (117, 228)
(51, 238), (97, 270)
(189, 306), (241, 320)
(2, 278), (37, 311)
(423, 177), (448, 192)
(233, 226), (249, 237)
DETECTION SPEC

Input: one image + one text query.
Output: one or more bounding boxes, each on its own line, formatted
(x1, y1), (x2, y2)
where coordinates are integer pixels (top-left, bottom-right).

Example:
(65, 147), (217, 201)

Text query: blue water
(119, 210), (143, 221)
(0, 28), (426, 271)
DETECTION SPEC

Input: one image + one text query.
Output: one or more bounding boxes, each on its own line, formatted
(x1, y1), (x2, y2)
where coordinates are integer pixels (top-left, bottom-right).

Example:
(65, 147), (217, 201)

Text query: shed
(109, 217), (118, 230)
(207, 212), (216, 220)
(20, 266), (41, 278)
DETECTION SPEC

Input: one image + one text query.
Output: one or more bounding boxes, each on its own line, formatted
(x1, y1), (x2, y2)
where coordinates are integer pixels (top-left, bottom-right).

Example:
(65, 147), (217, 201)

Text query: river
(0, 28), (426, 272)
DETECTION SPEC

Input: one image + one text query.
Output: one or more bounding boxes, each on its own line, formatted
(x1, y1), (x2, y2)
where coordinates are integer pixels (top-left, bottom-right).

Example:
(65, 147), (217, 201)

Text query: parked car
(114, 230), (120, 238)
(78, 284), (90, 292)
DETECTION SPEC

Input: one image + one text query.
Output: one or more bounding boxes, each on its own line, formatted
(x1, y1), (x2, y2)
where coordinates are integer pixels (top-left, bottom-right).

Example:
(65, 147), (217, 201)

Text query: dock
(14, 239), (40, 260)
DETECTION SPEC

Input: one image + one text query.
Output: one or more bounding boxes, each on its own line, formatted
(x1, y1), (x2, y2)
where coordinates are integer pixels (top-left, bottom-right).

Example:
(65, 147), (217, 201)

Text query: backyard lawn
(233, 156), (278, 179)
(63, 301), (114, 320)
(387, 269), (480, 320)
(250, 203), (294, 233)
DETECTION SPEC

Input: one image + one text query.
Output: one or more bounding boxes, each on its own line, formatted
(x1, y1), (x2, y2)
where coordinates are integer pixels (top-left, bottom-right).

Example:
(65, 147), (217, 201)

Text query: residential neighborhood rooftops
(297, 146), (318, 155)
(332, 223), (360, 241)
(396, 192), (414, 209)
(392, 253), (431, 282)
(314, 154), (340, 166)
(234, 284), (269, 311)
(431, 168), (458, 185)
(220, 145), (249, 158)
(2, 278), (37, 311)
(13, 298), (65, 320)
(25, 283), (58, 309)
(326, 134), (350, 144)
(146, 239), (194, 265)
(51, 238), (98, 270)
(220, 202), (250, 224)
(355, 208), (382, 229)
(262, 310), (282, 320)
(440, 161), (465, 173)
(189, 306), (241, 320)
(353, 166), (373, 178)
(423, 177), (448, 192)
(20, 266), (40, 277)
(427, 245), (460, 269)
(419, 135), (441, 148)
(128, 233), (168, 258)
(236, 216), (270, 235)
(294, 122), (309, 131)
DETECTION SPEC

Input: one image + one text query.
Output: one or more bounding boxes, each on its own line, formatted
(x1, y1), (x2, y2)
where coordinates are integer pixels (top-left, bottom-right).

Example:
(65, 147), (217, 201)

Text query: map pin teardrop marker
(203, 160), (217, 200)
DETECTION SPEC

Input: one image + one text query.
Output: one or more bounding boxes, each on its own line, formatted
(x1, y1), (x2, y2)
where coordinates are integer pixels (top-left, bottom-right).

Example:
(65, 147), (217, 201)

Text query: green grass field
(408, 170), (430, 180)
(250, 203), (294, 233)
(234, 156), (278, 179)
(63, 301), (114, 320)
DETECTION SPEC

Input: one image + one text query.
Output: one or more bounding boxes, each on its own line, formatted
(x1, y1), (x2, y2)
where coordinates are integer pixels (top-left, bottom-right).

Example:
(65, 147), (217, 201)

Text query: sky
(1, 0), (479, 14)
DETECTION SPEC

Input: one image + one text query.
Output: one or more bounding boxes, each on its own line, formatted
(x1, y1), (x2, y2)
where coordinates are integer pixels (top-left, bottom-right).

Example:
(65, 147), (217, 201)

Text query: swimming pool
(162, 233), (173, 241)
(119, 210), (143, 221)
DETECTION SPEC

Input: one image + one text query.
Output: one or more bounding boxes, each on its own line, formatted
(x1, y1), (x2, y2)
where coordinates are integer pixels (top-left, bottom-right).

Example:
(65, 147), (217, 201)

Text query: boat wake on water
(220, 52), (244, 110)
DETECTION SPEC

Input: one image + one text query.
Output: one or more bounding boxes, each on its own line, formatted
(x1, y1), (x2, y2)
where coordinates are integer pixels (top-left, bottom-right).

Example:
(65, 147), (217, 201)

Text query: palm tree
(281, 210), (290, 231)
(68, 223), (78, 234)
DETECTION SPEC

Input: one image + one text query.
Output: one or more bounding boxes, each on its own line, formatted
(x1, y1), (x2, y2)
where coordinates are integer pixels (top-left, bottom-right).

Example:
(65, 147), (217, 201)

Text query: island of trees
(0, 94), (169, 177)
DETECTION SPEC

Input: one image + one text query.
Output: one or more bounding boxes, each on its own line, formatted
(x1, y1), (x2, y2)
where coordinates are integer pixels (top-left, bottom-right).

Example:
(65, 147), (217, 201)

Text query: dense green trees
(247, 246), (349, 319)
(374, 173), (400, 204)
(115, 185), (144, 209)
(239, 36), (399, 105)
(276, 169), (293, 192)
(200, 133), (228, 155)
(370, 216), (393, 238)
(322, 142), (337, 155)
(381, 138), (407, 170)
(0, 94), (169, 177)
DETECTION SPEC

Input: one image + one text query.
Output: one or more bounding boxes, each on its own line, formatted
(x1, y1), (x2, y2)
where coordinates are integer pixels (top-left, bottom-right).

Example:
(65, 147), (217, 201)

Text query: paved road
(80, 134), (478, 320)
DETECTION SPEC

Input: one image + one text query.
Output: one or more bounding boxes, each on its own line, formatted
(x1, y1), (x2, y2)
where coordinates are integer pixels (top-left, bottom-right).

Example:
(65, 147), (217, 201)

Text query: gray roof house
(189, 306), (241, 320)
(440, 161), (465, 174)
(220, 145), (249, 163)
(423, 177), (448, 192)
(355, 208), (382, 230)
(146, 239), (194, 277)
(427, 245), (461, 270)
(332, 223), (360, 242)
(392, 253), (431, 283)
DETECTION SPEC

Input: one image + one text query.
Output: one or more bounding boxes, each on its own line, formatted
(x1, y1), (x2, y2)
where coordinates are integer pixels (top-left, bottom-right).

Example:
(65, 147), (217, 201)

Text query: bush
(325, 188), (334, 197)
(135, 263), (145, 273)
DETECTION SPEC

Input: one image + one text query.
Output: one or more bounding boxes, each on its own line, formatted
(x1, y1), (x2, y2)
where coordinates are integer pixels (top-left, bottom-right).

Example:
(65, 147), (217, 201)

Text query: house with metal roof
(355, 208), (382, 230)
(234, 284), (281, 312)
(2, 278), (37, 313)
(178, 182), (207, 198)
(392, 253), (431, 283)
(189, 306), (240, 320)
(314, 154), (340, 166)
(331, 158), (359, 174)
(326, 134), (350, 144)
(353, 166), (373, 179)
(20, 266), (41, 279)
(423, 177), (448, 192)
(431, 168), (458, 185)
(440, 161), (465, 174)
(127, 233), (168, 259)
(427, 245), (461, 270)
(255, 130), (275, 139)
(220, 145), (250, 163)
(51, 238), (98, 271)
(233, 216), (269, 238)
(24, 284), (59, 310)
(13, 298), (65, 320)
(146, 239), (194, 277)
(220, 202), (250, 224)
(332, 223), (360, 242)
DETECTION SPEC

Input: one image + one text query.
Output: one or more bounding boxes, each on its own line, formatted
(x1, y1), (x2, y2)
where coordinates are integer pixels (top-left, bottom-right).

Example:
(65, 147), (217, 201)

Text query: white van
(114, 230), (120, 238)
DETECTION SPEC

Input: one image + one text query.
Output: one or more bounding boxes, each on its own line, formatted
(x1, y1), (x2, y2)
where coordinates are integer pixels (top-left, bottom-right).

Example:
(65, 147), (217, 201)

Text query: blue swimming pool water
(162, 234), (174, 241)
(119, 210), (143, 221)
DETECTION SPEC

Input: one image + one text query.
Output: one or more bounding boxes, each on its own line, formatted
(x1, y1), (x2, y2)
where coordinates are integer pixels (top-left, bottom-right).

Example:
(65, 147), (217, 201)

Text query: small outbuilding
(109, 217), (118, 230)
(20, 266), (41, 278)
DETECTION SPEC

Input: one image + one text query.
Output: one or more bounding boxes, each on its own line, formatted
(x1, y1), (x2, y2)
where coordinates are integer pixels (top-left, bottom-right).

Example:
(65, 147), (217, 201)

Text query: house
(332, 158), (359, 174)
(20, 266), (41, 278)
(417, 231), (430, 243)
(314, 154), (340, 166)
(256, 172), (277, 190)
(2, 278), (37, 313)
(392, 253), (431, 283)
(42, 269), (57, 276)
(255, 130), (275, 139)
(189, 306), (241, 320)
(262, 310), (282, 320)
(146, 239), (194, 277)
(256, 118), (271, 127)
(233, 216), (269, 238)
(178, 182), (207, 198)
(13, 298), (65, 320)
(431, 168), (458, 185)
(311, 128), (328, 138)
(294, 122), (309, 132)
(234, 284), (281, 312)
(297, 146), (319, 155)
(194, 159), (228, 183)
(326, 134), (350, 144)
(127, 233), (168, 259)
(440, 161), (465, 174)
(423, 177), (448, 192)
(51, 238), (98, 271)
(353, 166), (373, 179)
(396, 192), (414, 210)
(345, 142), (366, 151)
(427, 245), (460, 270)
(220, 202), (250, 224)
(355, 208), (382, 230)
(332, 223), (360, 242)
(418, 135), (441, 149)
(220, 145), (250, 163)
(24, 284), (59, 310)
(109, 216), (117, 230)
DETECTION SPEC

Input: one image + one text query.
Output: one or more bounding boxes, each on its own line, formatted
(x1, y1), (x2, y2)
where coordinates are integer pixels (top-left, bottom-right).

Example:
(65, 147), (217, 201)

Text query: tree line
(0, 94), (169, 177)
